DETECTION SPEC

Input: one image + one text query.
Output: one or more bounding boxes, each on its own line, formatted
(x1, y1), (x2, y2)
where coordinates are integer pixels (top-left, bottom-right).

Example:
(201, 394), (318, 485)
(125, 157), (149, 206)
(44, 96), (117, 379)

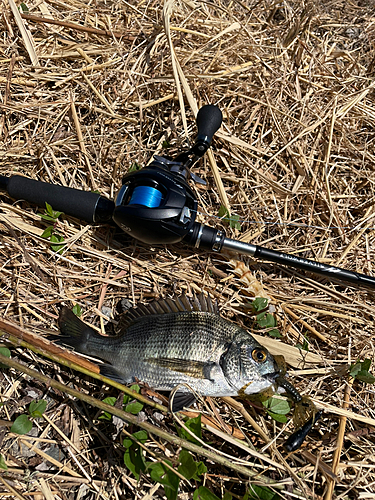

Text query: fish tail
(56, 306), (97, 353)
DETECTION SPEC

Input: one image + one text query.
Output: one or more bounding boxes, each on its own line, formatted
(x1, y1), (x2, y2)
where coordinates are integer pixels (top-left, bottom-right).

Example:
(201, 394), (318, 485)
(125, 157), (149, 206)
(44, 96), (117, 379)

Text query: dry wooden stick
(70, 98), (97, 190)
(324, 378), (354, 500)
(20, 13), (136, 40)
(0, 53), (16, 135)
(0, 476), (28, 500)
(8, 0), (38, 66)
(282, 305), (332, 345)
(0, 315), (98, 373)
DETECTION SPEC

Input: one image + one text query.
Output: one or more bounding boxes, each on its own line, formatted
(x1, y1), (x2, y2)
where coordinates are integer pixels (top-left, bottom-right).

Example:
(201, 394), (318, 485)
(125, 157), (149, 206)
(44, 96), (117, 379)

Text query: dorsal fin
(116, 293), (219, 332)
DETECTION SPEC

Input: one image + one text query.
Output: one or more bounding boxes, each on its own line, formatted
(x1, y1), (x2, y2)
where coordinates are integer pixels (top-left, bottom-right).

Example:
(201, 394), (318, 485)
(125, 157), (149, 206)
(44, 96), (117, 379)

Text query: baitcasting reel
(113, 104), (222, 246)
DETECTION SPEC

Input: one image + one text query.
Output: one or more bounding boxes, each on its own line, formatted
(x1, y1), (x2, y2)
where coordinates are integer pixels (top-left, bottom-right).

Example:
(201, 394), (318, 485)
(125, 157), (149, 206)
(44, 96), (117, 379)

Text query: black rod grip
(5, 175), (114, 223)
(254, 245), (375, 289)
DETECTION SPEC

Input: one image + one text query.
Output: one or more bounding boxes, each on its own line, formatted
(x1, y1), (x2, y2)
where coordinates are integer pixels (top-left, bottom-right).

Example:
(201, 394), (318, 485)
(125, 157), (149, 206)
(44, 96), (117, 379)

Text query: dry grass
(1, 0), (375, 498)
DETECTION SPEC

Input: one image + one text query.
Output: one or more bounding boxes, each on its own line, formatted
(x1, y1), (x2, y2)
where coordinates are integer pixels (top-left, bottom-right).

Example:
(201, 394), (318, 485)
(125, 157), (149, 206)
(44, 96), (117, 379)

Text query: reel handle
(192, 105), (223, 156)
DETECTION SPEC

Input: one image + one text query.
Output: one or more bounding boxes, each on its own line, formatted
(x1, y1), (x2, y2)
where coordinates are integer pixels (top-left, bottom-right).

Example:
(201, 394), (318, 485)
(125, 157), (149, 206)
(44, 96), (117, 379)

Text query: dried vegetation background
(1, 0), (375, 498)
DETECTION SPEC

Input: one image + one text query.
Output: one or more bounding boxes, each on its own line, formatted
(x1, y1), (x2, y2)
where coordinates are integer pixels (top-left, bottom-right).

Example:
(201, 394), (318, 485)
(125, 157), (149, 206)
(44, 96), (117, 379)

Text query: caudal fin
(52, 306), (94, 353)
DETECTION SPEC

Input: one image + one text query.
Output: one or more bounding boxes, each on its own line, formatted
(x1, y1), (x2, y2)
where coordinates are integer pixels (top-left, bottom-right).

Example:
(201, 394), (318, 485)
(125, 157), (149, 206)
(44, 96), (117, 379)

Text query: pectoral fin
(100, 364), (129, 384)
(146, 357), (214, 380)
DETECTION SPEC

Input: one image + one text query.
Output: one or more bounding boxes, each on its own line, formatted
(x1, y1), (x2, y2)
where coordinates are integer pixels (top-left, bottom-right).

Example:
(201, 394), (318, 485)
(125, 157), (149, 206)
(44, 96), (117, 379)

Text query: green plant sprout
(250, 297), (281, 338)
(72, 303), (82, 317)
(11, 399), (47, 435)
(218, 205), (241, 231)
(99, 384), (144, 421)
(350, 359), (375, 384)
(262, 397), (291, 424)
(40, 202), (65, 254)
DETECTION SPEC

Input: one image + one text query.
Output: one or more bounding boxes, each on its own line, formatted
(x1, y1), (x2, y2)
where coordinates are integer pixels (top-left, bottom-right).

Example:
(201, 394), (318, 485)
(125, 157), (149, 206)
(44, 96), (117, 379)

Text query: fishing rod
(1, 104), (375, 290)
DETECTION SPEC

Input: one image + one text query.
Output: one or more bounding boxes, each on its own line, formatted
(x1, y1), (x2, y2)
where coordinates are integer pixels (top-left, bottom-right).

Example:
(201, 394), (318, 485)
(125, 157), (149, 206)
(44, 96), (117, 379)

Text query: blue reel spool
(128, 186), (163, 208)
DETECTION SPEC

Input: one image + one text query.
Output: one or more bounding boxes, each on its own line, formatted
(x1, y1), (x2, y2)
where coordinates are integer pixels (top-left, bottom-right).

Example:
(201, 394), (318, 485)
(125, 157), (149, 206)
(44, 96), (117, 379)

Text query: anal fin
(170, 390), (196, 412)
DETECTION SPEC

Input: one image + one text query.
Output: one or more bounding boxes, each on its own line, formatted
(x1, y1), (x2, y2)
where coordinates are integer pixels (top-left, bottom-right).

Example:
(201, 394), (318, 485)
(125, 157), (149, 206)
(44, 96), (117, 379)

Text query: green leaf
(247, 484), (281, 500)
(147, 461), (166, 482)
(123, 430), (148, 479)
(228, 214), (240, 230)
(20, 3), (29, 12)
(193, 486), (221, 500)
(223, 493), (232, 500)
(11, 414), (33, 435)
(267, 412), (288, 423)
(350, 359), (375, 384)
(218, 205), (228, 219)
(268, 329), (282, 338)
(41, 214), (57, 222)
(0, 347), (10, 358)
(29, 399), (47, 418)
(51, 233), (65, 253)
(132, 429), (148, 443)
(217, 206), (241, 230)
(124, 401), (143, 415)
(123, 385), (142, 412)
(147, 462), (179, 500)
(103, 396), (117, 406)
(196, 460), (207, 476)
(124, 445), (146, 481)
(362, 359), (372, 372)
(263, 397), (291, 415)
(45, 202), (62, 220)
(45, 202), (54, 216)
(356, 371), (375, 384)
(0, 454), (7, 470)
(350, 362), (362, 378)
(256, 313), (277, 329)
(41, 226), (53, 238)
(178, 450), (197, 480)
(295, 338), (309, 351)
(99, 396), (117, 420)
(0, 347), (11, 369)
(72, 304), (82, 317)
(123, 429), (148, 449)
(178, 450), (207, 481)
(177, 414), (202, 445)
(251, 297), (269, 312)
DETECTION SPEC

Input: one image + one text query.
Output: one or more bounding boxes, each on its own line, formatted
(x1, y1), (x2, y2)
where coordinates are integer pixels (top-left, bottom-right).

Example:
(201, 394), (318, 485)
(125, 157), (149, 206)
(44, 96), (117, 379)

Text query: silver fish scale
(85, 311), (278, 396)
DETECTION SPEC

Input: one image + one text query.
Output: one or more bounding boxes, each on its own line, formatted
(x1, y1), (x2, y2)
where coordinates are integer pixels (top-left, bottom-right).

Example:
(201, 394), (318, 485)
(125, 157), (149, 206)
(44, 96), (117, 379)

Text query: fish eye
(251, 348), (267, 363)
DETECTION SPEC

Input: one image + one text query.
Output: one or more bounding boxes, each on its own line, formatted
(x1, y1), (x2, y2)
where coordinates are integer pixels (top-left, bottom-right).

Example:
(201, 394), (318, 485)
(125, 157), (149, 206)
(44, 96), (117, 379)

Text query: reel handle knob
(193, 105), (223, 156)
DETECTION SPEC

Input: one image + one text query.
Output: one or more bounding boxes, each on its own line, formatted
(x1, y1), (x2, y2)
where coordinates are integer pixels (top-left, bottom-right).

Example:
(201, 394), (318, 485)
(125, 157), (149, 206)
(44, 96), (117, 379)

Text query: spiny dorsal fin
(116, 293), (219, 331)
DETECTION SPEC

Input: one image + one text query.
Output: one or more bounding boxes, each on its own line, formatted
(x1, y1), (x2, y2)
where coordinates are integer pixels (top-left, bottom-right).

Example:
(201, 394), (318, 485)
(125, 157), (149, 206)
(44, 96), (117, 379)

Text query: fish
(52, 294), (289, 412)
